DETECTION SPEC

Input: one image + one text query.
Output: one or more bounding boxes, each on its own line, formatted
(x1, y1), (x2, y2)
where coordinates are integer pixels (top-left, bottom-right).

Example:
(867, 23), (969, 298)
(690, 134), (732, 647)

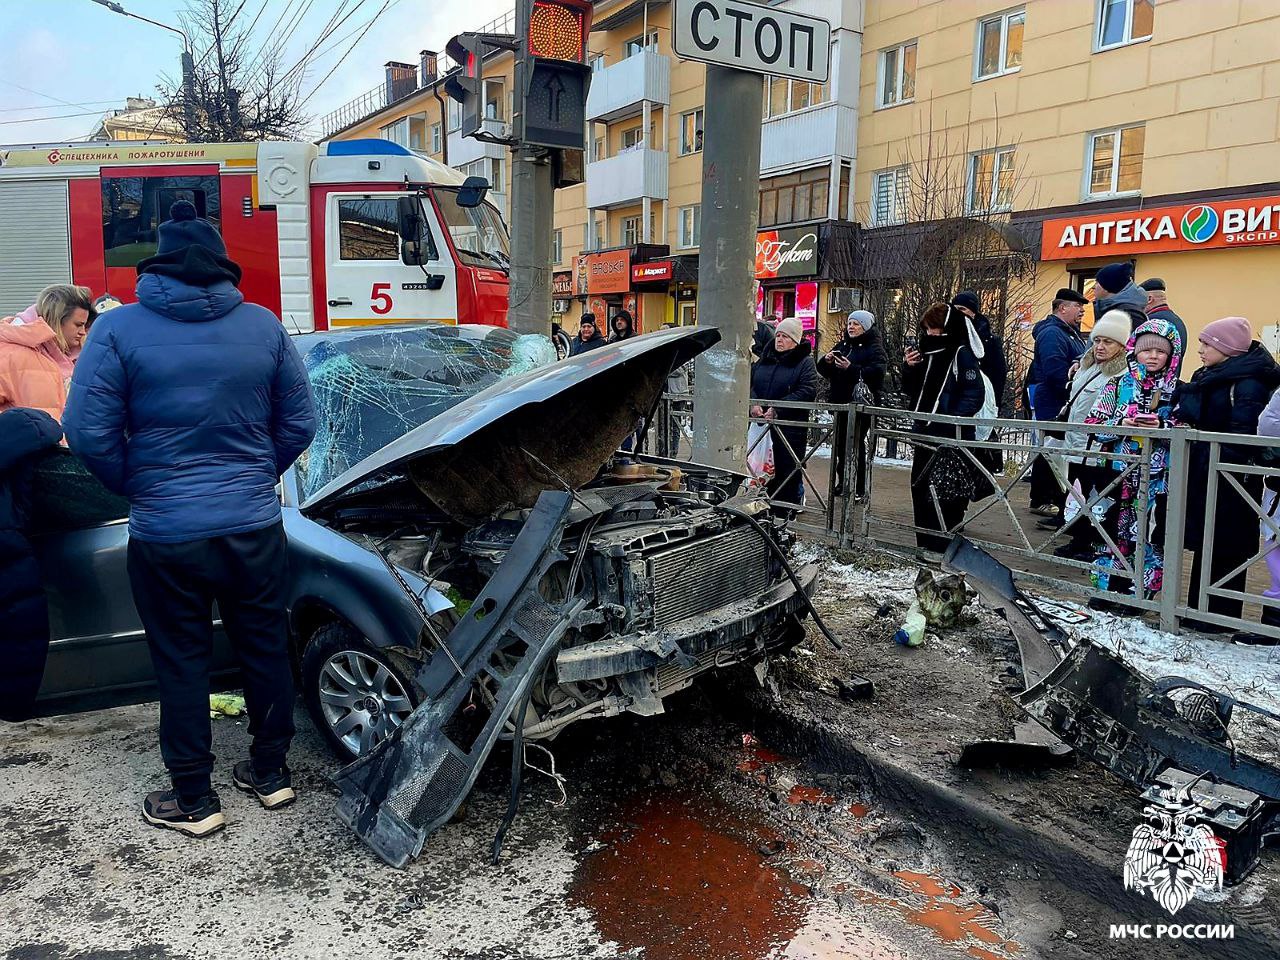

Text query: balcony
(760, 102), (857, 175)
(448, 118), (511, 167)
(585, 50), (671, 124)
(585, 147), (669, 209)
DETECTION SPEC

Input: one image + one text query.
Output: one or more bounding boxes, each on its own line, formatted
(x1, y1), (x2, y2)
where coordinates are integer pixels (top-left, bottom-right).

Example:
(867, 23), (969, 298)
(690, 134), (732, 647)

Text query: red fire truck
(0, 139), (510, 330)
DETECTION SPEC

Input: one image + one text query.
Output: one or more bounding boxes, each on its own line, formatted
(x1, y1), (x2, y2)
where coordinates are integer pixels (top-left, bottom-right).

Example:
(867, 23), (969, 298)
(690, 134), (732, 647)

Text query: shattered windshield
(433, 188), (510, 270)
(295, 325), (556, 501)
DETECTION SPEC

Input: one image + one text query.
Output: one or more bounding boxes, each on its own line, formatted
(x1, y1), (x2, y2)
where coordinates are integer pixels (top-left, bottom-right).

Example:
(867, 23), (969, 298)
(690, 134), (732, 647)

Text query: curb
(742, 688), (1277, 960)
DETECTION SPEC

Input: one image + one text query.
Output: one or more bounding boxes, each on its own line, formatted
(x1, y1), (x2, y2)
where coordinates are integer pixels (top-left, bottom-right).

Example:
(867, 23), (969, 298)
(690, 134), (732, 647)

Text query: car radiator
(646, 524), (771, 627)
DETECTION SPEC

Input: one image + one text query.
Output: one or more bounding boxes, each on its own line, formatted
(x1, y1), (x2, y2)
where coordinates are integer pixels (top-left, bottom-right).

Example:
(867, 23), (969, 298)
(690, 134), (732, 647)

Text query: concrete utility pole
(506, 0), (555, 336)
(691, 65), (763, 470)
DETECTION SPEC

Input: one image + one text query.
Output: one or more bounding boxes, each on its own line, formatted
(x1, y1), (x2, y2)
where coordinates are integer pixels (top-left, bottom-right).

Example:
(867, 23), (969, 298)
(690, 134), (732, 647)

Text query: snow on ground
(1072, 606), (1280, 717)
(805, 543), (1280, 757)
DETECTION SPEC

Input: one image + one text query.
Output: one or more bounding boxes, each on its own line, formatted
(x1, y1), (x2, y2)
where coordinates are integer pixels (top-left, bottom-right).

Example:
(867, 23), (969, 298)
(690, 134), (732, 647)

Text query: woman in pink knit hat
(1173, 317), (1280, 632)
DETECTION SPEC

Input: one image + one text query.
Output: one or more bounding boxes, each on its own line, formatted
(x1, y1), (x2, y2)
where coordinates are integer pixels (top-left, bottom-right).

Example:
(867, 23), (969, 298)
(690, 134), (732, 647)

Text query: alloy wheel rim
(318, 650), (413, 755)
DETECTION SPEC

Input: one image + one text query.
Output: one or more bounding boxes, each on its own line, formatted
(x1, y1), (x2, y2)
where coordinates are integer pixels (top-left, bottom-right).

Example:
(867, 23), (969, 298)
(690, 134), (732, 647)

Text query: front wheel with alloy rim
(301, 623), (421, 762)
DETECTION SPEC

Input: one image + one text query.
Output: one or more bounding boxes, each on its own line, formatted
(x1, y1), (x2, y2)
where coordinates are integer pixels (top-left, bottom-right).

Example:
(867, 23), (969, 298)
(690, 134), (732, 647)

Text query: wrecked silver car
(286, 323), (818, 780)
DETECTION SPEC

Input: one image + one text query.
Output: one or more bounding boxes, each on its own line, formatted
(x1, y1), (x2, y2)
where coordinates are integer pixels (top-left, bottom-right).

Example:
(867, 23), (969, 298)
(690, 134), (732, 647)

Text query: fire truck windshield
(433, 188), (510, 271)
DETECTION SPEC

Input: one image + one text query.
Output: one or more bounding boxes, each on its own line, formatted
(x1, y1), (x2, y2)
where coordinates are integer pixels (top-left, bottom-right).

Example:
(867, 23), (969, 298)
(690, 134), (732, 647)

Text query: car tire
(301, 622), (423, 763)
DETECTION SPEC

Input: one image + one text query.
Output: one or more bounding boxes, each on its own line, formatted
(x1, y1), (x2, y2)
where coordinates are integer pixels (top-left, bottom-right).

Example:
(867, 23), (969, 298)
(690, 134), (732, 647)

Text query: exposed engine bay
(315, 454), (814, 745)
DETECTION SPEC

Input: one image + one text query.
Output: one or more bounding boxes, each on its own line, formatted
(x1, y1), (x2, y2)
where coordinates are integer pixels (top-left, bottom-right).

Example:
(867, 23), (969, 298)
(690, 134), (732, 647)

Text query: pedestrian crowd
(912, 260), (1280, 644)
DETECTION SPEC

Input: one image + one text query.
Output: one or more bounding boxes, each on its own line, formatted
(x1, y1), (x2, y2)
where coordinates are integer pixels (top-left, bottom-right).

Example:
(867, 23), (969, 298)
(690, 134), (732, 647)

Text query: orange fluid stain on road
(571, 793), (813, 960)
(737, 741), (789, 774)
(847, 803), (871, 818)
(894, 870), (962, 899)
(788, 785), (836, 805)
(848, 869), (1021, 959)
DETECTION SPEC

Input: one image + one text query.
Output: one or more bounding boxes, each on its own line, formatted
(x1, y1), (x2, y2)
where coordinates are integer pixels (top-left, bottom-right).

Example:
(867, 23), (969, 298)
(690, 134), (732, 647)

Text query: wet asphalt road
(0, 689), (1041, 960)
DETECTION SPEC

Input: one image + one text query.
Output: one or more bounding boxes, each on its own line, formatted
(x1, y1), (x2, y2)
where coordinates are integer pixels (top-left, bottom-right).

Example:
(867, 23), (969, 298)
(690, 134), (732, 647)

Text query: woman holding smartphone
(1173, 317), (1280, 630)
(1084, 318), (1183, 600)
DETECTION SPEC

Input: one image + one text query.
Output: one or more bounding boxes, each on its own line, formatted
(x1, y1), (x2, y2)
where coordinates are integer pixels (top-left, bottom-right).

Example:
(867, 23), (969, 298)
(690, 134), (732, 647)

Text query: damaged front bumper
(554, 562), (819, 700)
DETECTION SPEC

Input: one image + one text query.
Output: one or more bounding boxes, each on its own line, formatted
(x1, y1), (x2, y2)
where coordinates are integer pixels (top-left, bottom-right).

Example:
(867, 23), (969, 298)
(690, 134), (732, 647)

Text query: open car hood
(302, 326), (720, 521)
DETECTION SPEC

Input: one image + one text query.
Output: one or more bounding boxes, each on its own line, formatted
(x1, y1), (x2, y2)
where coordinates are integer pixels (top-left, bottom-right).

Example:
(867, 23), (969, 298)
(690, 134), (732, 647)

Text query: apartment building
(323, 1), (864, 343)
(321, 0), (1280, 357)
(320, 10), (519, 220)
(857, 0), (1280, 361)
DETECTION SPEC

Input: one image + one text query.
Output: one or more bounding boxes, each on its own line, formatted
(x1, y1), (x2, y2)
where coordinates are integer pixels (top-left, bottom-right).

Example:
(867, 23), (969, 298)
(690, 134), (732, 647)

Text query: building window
(483, 79), (505, 121)
(380, 118), (409, 146)
(976, 8), (1024, 80)
(489, 158), (504, 194)
(680, 109), (704, 155)
(589, 53), (606, 72)
(624, 32), (659, 58)
(591, 136), (605, 162)
(871, 166), (908, 226)
(621, 125), (645, 152)
(621, 215), (641, 247)
(877, 41), (917, 108)
(591, 218), (605, 250)
(765, 77), (829, 118)
(1086, 125), (1144, 197)
(758, 168), (830, 227)
(1096, 0), (1154, 51)
(552, 228), (563, 264)
(430, 122), (442, 154)
(967, 148), (1016, 213)
(447, 99), (461, 132)
(678, 204), (701, 249)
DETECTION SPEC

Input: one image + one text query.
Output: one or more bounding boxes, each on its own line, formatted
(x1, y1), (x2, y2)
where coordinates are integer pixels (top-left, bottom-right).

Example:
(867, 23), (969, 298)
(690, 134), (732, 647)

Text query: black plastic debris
(333, 490), (583, 868)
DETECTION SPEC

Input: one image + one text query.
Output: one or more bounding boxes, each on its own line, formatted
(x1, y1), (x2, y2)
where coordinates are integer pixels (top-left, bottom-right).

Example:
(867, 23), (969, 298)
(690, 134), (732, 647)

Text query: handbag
(915, 446), (977, 502)
(746, 421), (774, 481)
(852, 374), (875, 406)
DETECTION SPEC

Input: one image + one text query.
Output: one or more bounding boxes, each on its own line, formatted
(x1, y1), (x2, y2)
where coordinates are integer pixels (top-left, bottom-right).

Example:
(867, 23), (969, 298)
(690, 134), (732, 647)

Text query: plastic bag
(746, 422), (774, 480)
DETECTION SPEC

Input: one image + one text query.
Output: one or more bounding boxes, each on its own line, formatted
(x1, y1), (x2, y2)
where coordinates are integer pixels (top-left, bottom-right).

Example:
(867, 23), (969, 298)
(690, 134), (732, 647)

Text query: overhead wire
(298, 0), (402, 110)
(277, 0), (368, 87)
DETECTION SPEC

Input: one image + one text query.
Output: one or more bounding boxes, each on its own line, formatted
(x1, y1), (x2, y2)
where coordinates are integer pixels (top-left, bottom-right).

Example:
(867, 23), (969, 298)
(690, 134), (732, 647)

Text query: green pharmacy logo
(1180, 206), (1219, 244)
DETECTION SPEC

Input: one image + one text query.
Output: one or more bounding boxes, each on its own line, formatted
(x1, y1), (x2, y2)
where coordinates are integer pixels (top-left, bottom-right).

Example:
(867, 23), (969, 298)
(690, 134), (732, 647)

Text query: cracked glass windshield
(294, 325), (555, 501)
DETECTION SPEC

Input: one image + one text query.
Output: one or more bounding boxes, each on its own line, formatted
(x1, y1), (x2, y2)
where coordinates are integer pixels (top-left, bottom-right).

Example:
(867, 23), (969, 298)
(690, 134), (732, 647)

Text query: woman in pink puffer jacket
(0, 284), (93, 421)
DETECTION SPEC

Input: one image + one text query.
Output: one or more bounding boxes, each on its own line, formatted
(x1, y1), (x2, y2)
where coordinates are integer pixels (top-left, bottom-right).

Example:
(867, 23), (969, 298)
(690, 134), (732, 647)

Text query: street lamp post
(90, 0), (196, 138)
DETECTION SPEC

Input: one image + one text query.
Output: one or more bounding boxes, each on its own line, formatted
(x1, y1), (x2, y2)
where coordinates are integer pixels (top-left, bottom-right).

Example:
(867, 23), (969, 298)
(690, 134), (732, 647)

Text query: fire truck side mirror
(397, 195), (421, 241)
(457, 176), (490, 209)
(397, 195), (428, 266)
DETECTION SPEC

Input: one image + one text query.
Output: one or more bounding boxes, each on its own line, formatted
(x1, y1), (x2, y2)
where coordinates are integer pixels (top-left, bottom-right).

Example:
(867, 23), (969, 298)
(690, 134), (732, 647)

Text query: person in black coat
(817, 309), (887, 497)
(752, 314), (777, 359)
(0, 407), (63, 722)
(902, 302), (988, 552)
(950, 290), (1008, 405)
(1026, 289), (1088, 513)
(608, 309), (635, 342)
(751, 317), (818, 506)
(569, 314), (606, 356)
(1173, 317), (1280, 626)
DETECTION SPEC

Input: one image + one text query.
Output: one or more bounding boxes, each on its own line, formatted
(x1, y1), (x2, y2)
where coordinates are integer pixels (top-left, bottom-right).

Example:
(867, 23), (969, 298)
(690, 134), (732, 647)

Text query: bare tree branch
(156, 0), (310, 142)
(856, 99), (1050, 413)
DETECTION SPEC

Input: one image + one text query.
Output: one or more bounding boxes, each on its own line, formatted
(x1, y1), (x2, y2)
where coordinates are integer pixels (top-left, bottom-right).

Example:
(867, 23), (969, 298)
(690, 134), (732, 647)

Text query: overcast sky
(0, 0), (512, 144)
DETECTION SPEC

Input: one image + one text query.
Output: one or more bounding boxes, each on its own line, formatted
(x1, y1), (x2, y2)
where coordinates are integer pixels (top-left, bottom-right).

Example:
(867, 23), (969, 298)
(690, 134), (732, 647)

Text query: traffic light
(527, 0), (590, 61)
(444, 32), (485, 139)
(521, 0), (592, 151)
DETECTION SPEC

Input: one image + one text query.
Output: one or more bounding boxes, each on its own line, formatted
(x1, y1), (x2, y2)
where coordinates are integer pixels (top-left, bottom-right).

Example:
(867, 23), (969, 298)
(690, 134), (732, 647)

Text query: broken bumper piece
(554, 562), (819, 684)
(1018, 641), (1280, 803)
(333, 490), (582, 869)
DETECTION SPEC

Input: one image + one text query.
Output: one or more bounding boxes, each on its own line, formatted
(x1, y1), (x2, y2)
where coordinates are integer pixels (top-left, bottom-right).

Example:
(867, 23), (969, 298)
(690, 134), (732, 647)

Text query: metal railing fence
(644, 396), (1280, 641)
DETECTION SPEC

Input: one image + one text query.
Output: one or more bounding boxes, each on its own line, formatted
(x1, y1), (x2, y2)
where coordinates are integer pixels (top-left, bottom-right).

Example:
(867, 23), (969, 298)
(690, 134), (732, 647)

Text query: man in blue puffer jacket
(64, 201), (317, 837)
